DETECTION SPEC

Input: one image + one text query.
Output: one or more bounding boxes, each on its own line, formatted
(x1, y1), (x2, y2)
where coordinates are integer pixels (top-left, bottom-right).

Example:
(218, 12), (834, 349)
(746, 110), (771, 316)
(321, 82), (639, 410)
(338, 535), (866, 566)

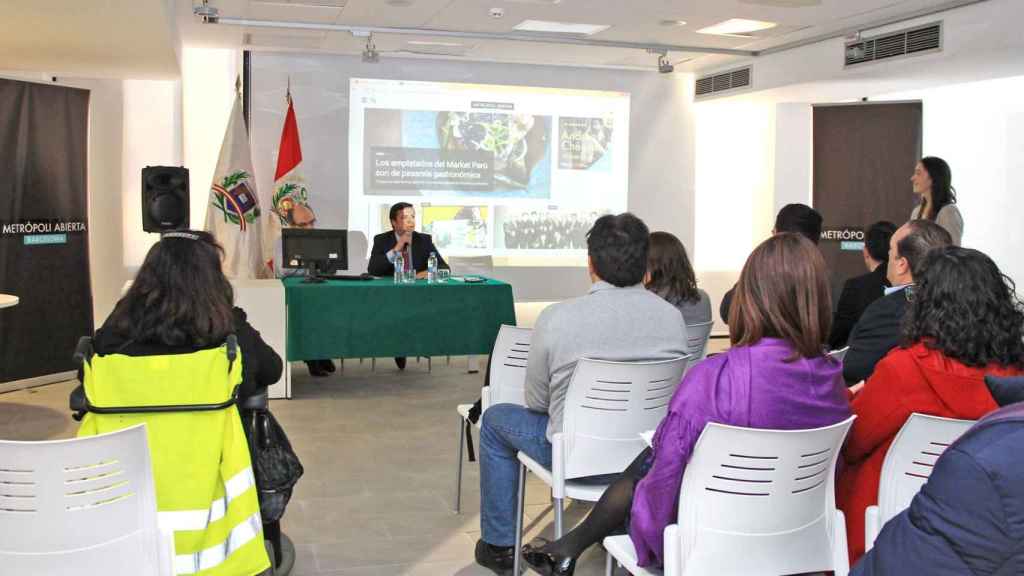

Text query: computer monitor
(281, 228), (348, 278)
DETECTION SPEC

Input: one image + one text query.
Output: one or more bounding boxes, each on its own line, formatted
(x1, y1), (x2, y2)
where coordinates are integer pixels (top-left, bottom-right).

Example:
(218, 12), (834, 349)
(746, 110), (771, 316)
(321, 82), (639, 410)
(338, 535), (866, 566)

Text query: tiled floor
(0, 357), (615, 575)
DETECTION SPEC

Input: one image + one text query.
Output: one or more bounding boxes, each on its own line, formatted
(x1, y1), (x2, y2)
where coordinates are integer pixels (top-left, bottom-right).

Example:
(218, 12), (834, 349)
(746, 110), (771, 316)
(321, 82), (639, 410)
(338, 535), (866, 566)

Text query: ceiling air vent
(695, 66), (752, 98)
(845, 22), (941, 67)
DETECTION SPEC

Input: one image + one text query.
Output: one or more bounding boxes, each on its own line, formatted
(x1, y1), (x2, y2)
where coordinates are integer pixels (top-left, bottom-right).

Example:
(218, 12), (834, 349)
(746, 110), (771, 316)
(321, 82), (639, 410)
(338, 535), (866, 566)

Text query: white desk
(0, 294), (18, 309)
(231, 280), (289, 399)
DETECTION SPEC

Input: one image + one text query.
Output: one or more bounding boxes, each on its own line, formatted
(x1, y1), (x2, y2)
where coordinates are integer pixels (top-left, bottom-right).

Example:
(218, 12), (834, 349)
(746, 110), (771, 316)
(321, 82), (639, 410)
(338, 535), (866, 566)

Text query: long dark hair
(919, 156), (957, 220)
(106, 230), (234, 347)
(645, 231), (700, 304)
(903, 246), (1024, 368)
(730, 233), (832, 359)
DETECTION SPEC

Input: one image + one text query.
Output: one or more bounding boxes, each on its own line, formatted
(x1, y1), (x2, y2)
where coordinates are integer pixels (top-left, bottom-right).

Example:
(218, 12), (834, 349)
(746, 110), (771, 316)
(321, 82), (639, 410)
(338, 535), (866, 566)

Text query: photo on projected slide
(363, 108), (551, 199)
(376, 203), (489, 251)
(558, 116), (614, 171)
(495, 208), (609, 251)
(422, 205), (490, 251)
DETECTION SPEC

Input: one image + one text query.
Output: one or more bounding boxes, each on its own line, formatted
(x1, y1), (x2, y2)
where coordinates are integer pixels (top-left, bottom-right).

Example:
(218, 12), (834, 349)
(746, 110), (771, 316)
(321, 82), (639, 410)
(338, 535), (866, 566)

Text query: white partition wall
(230, 280), (290, 399)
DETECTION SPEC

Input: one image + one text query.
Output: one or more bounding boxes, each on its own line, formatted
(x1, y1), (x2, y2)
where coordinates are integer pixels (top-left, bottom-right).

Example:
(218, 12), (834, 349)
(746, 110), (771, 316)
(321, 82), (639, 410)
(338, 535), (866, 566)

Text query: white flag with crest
(204, 93), (270, 279)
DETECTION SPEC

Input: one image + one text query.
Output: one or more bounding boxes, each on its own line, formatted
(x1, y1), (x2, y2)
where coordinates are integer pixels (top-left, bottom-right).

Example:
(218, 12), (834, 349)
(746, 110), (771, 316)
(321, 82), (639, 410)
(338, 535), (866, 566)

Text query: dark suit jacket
(367, 230), (448, 277)
(719, 285), (735, 324)
(828, 263), (889, 350)
(842, 286), (910, 384)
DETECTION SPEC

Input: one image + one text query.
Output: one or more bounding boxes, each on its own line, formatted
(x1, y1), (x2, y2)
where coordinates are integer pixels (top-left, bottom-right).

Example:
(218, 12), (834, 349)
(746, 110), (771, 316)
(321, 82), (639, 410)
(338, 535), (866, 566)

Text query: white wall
(249, 52), (697, 302)
(691, 0), (1024, 298)
(122, 79), (182, 270)
(182, 47), (241, 235)
(878, 76), (1024, 286)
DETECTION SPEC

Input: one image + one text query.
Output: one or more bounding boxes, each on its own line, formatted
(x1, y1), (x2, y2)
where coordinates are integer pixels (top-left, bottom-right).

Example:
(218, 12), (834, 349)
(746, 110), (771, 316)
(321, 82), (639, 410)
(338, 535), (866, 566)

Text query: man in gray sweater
(475, 213), (689, 575)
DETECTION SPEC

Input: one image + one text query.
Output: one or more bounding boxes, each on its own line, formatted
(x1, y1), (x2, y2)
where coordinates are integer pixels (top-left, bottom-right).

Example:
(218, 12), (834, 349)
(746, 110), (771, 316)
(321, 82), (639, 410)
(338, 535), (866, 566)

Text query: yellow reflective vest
(78, 344), (271, 576)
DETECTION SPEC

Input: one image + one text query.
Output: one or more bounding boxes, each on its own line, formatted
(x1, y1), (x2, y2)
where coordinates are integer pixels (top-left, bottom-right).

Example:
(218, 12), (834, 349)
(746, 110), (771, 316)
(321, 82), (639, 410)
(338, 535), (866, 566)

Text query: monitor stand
(302, 261), (325, 284)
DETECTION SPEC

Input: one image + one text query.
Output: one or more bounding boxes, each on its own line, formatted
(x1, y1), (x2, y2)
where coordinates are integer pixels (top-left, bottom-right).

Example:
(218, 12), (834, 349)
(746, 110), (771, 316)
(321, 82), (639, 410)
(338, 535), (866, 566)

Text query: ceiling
(0, 0), (987, 79)
(0, 1), (180, 79)
(180, 0), (981, 72)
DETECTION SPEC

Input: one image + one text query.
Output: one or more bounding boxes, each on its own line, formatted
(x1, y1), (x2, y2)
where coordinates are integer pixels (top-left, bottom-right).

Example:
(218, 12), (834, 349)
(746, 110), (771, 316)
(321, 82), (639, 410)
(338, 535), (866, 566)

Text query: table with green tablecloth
(282, 277), (517, 361)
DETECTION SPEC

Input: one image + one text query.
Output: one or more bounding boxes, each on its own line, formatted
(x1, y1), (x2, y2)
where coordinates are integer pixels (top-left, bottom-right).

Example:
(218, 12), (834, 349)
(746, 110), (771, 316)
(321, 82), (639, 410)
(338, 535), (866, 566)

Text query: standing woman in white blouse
(910, 156), (964, 245)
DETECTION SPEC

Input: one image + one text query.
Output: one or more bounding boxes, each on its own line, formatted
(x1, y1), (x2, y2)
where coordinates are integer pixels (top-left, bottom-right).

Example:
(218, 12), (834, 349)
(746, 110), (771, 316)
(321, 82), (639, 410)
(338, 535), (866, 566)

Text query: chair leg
(428, 357), (432, 373)
(454, 415), (466, 514)
(371, 358), (376, 372)
(264, 520), (282, 568)
(553, 497), (564, 538)
(833, 509), (850, 576)
(513, 464), (526, 576)
(605, 550), (614, 576)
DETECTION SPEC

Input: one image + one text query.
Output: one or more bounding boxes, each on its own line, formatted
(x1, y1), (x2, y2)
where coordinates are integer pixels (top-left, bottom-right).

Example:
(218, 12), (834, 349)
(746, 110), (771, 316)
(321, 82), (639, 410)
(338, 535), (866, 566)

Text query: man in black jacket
(828, 221), (897, 349)
(843, 219), (952, 384)
(367, 202), (448, 370)
(719, 203), (823, 323)
(368, 202), (448, 278)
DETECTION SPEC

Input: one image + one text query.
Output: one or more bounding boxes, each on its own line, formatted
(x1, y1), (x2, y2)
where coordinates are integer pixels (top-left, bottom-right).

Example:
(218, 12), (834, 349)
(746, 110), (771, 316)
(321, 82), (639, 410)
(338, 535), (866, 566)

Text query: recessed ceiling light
(697, 18), (778, 36)
(660, 20), (688, 27)
(386, 0), (414, 6)
(513, 19), (610, 36)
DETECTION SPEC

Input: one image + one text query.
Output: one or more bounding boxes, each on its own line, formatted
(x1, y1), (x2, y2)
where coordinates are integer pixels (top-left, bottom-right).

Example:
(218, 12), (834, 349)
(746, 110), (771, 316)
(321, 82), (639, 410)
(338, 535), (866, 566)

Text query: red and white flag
(268, 91), (318, 272)
(205, 92), (271, 279)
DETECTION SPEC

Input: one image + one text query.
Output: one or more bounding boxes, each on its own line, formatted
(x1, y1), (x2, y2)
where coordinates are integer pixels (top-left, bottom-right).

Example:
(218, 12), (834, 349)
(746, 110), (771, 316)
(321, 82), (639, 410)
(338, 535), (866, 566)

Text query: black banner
(0, 78), (92, 383)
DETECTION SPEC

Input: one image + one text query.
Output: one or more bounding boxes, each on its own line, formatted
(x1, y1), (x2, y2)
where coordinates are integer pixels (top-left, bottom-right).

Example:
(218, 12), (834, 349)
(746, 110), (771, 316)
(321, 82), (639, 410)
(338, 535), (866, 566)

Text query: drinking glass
(437, 268), (451, 283)
(404, 267), (416, 284)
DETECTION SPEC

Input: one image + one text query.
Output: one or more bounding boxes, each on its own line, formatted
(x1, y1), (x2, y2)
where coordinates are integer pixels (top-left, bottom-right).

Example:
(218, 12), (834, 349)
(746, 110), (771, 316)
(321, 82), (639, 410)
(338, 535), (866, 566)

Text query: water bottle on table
(394, 252), (404, 284)
(427, 252), (438, 284)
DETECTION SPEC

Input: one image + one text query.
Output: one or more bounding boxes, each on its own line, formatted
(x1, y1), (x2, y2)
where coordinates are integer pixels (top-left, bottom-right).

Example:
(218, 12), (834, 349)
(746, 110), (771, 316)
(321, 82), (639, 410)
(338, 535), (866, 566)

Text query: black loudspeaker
(142, 166), (189, 232)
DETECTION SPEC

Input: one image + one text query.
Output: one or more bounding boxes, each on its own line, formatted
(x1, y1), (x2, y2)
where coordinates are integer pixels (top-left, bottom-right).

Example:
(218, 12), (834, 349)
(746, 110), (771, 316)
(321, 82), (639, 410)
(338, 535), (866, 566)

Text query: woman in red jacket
(838, 246), (1024, 564)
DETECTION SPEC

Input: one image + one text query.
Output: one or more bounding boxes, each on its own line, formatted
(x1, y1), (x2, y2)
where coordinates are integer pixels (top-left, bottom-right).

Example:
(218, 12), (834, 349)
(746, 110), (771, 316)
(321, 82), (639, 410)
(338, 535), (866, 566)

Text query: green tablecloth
(282, 277), (516, 361)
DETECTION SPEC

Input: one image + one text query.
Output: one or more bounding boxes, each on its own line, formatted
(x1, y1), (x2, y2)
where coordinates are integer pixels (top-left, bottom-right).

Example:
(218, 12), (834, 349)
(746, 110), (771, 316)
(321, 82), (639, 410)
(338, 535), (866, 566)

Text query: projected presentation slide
(349, 78), (630, 263)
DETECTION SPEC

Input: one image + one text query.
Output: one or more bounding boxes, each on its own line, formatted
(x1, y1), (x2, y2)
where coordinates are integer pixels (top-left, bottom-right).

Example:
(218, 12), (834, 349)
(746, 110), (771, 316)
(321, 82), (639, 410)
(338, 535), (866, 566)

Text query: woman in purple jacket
(521, 233), (852, 575)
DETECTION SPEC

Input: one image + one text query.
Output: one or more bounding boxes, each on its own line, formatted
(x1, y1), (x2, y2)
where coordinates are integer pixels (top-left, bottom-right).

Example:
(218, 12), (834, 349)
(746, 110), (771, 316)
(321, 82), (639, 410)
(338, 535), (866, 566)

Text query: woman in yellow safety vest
(78, 230), (282, 575)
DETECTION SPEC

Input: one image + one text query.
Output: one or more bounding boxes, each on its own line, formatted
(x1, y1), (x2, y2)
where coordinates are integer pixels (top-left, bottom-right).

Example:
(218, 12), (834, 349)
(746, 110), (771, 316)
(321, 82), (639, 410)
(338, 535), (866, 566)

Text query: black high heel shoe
(521, 538), (577, 576)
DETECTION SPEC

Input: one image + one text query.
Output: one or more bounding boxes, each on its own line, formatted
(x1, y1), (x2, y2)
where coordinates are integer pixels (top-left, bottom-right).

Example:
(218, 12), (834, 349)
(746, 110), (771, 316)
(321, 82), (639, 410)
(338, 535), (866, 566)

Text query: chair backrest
(672, 416), (856, 576)
(483, 325), (533, 410)
(0, 425), (168, 575)
(347, 230), (370, 273)
(560, 357), (689, 479)
(685, 321), (714, 362)
(448, 255), (495, 277)
(827, 346), (850, 363)
(876, 413), (974, 526)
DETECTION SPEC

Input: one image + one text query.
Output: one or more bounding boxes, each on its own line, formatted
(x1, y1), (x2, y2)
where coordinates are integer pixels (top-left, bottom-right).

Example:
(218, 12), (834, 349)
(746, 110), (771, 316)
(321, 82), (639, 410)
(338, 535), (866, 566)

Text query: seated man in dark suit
(719, 203), (823, 323)
(367, 202), (448, 370)
(828, 221), (897, 349)
(843, 219), (952, 384)
(368, 202), (448, 278)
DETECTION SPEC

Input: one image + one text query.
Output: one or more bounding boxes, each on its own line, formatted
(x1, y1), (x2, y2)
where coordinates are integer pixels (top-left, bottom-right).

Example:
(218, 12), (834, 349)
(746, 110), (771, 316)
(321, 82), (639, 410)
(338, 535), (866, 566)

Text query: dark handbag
(250, 410), (303, 523)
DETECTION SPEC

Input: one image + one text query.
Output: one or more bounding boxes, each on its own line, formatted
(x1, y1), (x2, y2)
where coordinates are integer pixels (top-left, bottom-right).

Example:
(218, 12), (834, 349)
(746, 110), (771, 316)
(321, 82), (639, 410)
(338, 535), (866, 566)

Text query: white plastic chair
(828, 346), (850, 363)
(864, 413), (974, 551)
(448, 255), (495, 278)
(603, 416), (856, 576)
(684, 321), (714, 363)
(0, 424), (173, 575)
(346, 230), (369, 274)
(512, 357), (689, 574)
(453, 325), (533, 513)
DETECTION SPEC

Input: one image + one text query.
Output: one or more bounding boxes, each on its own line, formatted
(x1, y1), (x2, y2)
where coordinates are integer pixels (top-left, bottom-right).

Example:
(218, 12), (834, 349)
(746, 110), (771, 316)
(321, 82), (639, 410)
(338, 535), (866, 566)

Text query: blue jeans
(479, 403), (552, 547)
